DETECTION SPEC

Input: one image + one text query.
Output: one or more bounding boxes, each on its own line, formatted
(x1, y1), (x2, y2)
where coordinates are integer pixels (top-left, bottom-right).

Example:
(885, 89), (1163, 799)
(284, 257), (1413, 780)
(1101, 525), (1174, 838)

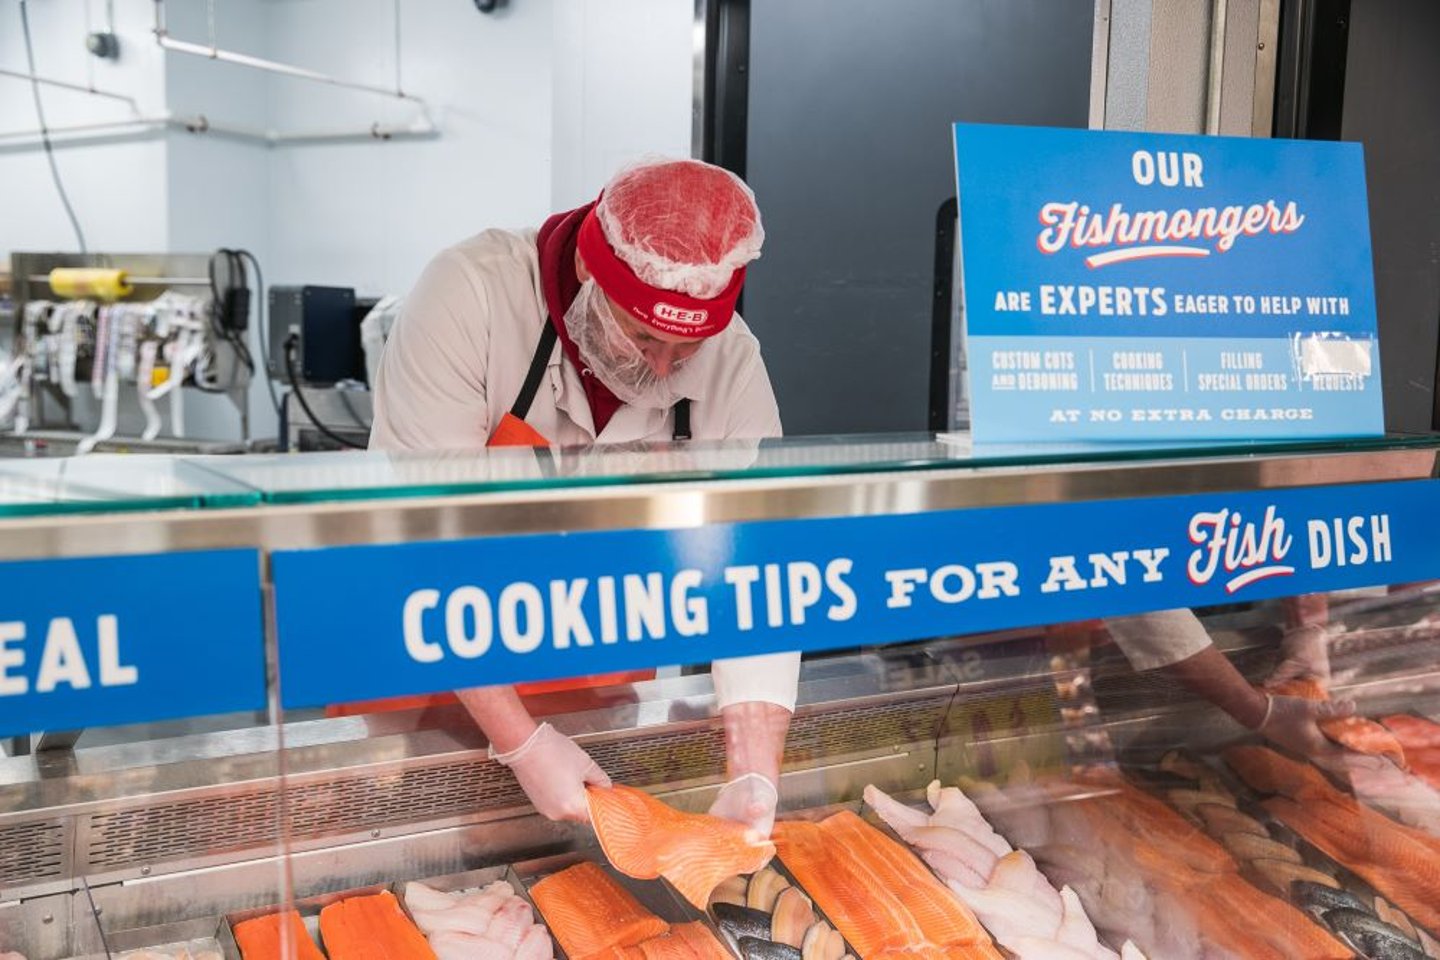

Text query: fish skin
(1375, 900), (1421, 943)
(1292, 882), (1371, 921)
(739, 937), (802, 960)
(709, 876), (748, 910)
(587, 786), (775, 910)
(1323, 908), (1426, 960)
(712, 904), (773, 945)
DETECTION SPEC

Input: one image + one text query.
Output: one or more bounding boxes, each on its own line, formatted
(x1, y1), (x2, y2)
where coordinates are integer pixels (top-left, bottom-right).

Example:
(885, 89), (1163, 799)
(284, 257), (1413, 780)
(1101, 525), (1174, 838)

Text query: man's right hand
(1256, 693), (1354, 761)
(489, 722), (611, 822)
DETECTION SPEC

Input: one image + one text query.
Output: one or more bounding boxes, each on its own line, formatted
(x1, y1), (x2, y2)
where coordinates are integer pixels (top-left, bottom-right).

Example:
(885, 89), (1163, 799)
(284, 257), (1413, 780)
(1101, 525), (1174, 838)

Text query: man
(371, 158), (796, 835)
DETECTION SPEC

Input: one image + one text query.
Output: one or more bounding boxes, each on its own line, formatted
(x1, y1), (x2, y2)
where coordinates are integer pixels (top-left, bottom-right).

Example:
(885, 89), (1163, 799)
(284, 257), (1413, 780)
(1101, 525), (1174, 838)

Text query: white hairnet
(595, 158), (765, 299)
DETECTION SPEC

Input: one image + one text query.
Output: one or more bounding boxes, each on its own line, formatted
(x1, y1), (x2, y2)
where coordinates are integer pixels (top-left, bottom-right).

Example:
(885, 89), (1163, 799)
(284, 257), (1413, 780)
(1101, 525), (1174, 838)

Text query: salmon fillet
(234, 911), (327, 960)
(319, 891), (436, 960)
(1227, 745), (1440, 935)
(530, 862), (670, 960)
(1072, 773), (1350, 958)
(633, 922), (729, 960)
(587, 786), (775, 910)
(1268, 680), (1408, 766)
(1382, 714), (1440, 749)
(1263, 794), (1440, 936)
(774, 813), (995, 959)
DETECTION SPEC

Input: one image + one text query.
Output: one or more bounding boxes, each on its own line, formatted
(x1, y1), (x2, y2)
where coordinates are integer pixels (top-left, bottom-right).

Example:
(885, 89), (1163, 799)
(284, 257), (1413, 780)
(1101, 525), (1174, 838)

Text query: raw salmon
(530, 863), (671, 960)
(587, 786), (775, 910)
(634, 923), (730, 960)
(1228, 745), (1440, 935)
(774, 813), (999, 960)
(1268, 679), (1409, 766)
(1382, 714), (1440, 749)
(234, 911), (327, 960)
(320, 891), (437, 960)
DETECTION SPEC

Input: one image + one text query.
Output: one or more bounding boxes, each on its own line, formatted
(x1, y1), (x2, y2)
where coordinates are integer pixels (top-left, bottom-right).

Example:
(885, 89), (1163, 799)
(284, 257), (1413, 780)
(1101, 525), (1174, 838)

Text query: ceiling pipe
(151, 0), (434, 125)
(0, 113), (439, 148)
(0, 67), (141, 115)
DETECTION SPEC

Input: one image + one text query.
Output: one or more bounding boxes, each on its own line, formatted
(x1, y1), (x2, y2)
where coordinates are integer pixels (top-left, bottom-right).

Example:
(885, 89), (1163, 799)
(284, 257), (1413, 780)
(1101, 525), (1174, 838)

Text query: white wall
(0, 0), (169, 256)
(550, 0), (696, 210)
(2, 0), (694, 443)
(265, 0), (557, 298)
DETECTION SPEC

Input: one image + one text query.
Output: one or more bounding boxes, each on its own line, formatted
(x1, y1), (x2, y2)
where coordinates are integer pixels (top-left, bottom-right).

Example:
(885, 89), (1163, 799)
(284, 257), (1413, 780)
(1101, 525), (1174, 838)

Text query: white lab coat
(370, 227), (797, 710)
(370, 229), (782, 450)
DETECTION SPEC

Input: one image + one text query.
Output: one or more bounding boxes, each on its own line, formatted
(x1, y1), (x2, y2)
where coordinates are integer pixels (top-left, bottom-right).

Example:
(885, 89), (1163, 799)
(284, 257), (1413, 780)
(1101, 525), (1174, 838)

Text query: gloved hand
(1253, 693), (1356, 760)
(1267, 623), (1333, 687)
(709, 772), (779, 838)
(711, 700), (791, 838)
(489, 722), (611, 823)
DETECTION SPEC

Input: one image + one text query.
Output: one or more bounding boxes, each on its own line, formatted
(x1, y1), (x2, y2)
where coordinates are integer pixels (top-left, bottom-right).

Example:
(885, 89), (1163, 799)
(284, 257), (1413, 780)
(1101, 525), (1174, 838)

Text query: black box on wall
(267, 285), (359, 387)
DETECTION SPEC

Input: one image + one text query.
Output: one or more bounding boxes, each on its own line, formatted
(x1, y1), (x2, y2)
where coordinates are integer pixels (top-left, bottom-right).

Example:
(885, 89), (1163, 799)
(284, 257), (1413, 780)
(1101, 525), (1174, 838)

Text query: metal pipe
(0, 113), (437, 147)
(152, 0), (430, 112)
(0, 67), (141, 114)
(1206, 0), (1230, 134)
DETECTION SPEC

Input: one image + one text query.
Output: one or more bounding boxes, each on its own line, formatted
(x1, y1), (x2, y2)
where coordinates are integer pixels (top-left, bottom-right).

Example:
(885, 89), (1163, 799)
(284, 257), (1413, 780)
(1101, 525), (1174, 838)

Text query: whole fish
(713, 904), (773, 945)
(738, 937), (802, 960)
(1292, 881), (1371, 921)
(1323, 907), (1426, 960)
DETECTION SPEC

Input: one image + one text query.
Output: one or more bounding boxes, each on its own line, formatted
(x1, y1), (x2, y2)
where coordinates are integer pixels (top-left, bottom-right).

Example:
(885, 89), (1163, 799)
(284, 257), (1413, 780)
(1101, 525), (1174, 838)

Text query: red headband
(576, 207), (745, 339)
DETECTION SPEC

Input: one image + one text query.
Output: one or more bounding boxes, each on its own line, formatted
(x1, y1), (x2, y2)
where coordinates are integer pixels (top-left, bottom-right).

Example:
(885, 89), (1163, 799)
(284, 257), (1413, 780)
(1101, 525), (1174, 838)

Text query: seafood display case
(3, 434), (1440, 960)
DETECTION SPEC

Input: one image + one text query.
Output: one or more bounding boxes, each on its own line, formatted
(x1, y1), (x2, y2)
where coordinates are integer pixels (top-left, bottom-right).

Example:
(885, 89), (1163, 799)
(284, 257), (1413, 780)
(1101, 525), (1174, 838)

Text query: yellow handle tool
(48, 267), (133, 301)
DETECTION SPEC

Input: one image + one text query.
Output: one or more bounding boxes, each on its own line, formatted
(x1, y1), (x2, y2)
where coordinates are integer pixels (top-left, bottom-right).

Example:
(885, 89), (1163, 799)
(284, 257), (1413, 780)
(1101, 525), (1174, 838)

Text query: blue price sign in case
(0, 549), (266, 736)
(952, 123), (1384, 442)
(273, 479), (1432, 708)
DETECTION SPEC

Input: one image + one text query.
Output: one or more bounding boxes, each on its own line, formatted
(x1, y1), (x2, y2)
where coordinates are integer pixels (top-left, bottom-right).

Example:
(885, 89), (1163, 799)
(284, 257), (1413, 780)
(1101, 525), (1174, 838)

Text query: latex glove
(1254, 693), (1356, 761)
(711, 701), (791, 837)
(709, 772), (779, 838)
(1267, 623), (1333, 687)
(489, 722), (611, 822)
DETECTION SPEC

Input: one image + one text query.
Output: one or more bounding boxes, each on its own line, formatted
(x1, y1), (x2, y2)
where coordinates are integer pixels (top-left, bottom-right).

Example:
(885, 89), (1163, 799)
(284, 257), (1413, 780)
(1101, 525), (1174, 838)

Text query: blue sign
(0, 549), (266, 736)
(272, 479), (1431, 708)
(952, 124), (1384, 442)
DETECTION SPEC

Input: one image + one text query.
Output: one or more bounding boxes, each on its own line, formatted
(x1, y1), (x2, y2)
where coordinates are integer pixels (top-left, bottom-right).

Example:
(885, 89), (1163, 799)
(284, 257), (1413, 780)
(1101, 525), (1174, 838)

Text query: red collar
(537, 202), (623, 435)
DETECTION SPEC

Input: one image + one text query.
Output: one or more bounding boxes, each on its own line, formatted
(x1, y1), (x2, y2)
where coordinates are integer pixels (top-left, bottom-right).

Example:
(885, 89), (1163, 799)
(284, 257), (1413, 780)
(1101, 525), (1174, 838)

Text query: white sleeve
(369, 249), (492, 452)
(724, 349), (783, 441)
(1104, 608), (1214, 671)
(711, 652), (801, 712)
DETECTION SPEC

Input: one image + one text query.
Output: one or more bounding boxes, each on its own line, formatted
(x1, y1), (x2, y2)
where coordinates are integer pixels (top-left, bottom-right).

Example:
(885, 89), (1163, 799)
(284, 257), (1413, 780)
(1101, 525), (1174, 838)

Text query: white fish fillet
(1000, 937), (1100, 959)
(404, 879), (553, 960)
(945, 877), (1061, 944)
(869, 781), (1121, 960)
(513, 926), (554, 960)
(429, 931), (514, 960)
(926, 781), (1013, 857)
(1055, 886), (1099, 951)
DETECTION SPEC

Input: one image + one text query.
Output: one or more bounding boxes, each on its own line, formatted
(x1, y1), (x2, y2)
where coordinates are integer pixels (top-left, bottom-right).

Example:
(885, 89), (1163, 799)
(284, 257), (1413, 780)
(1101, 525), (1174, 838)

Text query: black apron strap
(672, 398), (692, 441)
(511, 322), (558, 420)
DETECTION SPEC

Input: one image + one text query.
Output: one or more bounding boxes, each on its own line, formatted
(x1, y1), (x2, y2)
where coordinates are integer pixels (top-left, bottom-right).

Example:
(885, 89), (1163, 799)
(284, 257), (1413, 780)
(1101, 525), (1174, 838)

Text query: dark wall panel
(1342, 0), (1440, 431)
(743, 0), (1093, 436)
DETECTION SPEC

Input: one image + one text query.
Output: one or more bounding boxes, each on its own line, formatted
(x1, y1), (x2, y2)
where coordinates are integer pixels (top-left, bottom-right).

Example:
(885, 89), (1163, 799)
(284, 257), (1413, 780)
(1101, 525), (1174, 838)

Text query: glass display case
(3, 435), (1440, 960)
